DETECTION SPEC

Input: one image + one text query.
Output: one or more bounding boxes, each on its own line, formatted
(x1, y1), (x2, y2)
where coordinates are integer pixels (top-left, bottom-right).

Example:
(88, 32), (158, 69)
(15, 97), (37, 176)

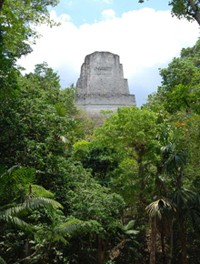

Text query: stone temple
(76, 51), (136, 112)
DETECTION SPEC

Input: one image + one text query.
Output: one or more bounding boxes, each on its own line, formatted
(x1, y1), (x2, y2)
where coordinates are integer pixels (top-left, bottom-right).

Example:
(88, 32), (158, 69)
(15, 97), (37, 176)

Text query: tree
(0, 0), (59, 59)
(72, 140), (119, 184)
(138, 0), (200, 25)
(0, 166), (108, 263)
(68, 172), (125, 264)
(83, 106), (162, 262)
(0, 0), (59, 114)
(0, 64), (81, 189)
(146, 118), (200, 264)
(146, 199), (176, 264)
(145, 39), (200, 114)
(95, 106), (161, 208)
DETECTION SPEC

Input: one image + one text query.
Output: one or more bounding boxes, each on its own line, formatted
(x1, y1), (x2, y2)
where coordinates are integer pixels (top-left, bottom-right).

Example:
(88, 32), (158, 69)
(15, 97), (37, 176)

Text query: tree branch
(188, 0), (200, 25)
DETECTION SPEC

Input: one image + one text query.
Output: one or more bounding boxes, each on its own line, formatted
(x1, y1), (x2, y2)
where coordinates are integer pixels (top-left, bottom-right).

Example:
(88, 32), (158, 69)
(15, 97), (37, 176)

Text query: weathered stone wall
(76, 51), (136, 112)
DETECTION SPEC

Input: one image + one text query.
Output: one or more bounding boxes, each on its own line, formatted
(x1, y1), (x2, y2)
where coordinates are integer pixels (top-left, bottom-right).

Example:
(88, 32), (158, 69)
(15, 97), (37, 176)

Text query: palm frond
(146, 198), (176, 219)
(172, 188), (196, 210)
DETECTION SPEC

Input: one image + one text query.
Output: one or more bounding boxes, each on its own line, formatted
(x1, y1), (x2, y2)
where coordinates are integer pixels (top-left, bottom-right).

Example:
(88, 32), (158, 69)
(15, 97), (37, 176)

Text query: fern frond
(1, 197), (63, 217)
(25, 184), (55, 198)
(0, 214), (32, 232)
(55, 218), (82, 234)
(0, 165), (19, 178)
(24, 197), (63, 210)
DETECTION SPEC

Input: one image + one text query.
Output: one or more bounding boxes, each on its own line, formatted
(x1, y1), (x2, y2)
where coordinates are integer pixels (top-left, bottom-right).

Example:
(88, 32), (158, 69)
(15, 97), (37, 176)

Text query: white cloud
(18, 8), (199, 106)
(50, 10), (71, 22)
(101, 9), (116, 20)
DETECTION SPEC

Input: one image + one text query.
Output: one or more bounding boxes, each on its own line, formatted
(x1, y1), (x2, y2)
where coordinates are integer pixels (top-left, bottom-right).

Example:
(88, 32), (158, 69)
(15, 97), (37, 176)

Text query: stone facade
(76, 51), (136, 112)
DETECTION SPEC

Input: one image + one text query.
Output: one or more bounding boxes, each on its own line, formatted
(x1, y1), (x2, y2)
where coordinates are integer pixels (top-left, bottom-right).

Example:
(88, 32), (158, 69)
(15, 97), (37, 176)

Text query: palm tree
(172, 188), (197, 264)
(146, 198), (176, 264)
(158, 126), (195, 264)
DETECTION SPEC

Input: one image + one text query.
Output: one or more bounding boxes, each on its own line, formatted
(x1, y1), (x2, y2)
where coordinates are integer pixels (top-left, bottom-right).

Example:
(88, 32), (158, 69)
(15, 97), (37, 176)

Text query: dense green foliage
(146, 40), (200, 114)
(138, 0), (200, 25)
(0, 1), (200, 263)
(0, 0), (59, 58)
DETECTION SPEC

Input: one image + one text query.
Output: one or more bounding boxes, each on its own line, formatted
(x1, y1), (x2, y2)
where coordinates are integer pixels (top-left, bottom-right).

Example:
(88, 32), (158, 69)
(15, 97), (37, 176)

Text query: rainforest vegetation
(0, 0), (200, 263)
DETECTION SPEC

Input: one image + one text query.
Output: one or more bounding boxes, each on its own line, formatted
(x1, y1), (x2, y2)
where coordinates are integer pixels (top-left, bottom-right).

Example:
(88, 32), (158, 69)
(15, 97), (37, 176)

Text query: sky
(19, 0), (199, 106)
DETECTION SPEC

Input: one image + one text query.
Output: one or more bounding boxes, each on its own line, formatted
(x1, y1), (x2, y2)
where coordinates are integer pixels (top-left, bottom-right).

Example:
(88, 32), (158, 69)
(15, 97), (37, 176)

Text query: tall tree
(94, 106), (161, 216)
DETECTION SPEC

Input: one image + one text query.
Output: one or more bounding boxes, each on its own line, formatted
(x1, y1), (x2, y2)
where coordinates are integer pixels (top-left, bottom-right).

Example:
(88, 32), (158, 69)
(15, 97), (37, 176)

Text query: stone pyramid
(76, 51), (136, 112)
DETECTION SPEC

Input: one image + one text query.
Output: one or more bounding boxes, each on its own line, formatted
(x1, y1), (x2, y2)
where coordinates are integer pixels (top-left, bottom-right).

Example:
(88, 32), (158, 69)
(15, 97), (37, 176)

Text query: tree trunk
(25, 239), (31, 264)
(179, 220), (188, 264)
(97, 236), (106, 264)
(160, 228), (166, 264)
(168, 220), (174, 264)
(188, 0), (200, 26)
(149, 217), (157, 264)
(138, 154), (146, 208)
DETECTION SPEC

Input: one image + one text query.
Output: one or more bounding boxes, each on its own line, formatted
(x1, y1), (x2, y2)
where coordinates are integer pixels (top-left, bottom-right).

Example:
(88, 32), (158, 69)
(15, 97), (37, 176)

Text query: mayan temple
(76, 51), (136, 112)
